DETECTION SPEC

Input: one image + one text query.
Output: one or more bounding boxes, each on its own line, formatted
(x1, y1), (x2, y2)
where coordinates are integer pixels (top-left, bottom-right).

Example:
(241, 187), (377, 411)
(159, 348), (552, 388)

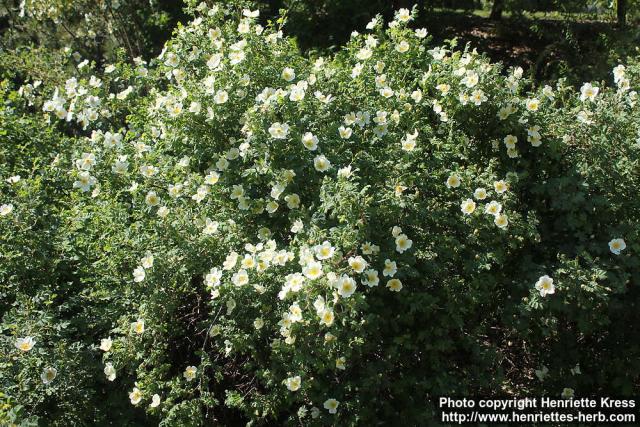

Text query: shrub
(1, 0), (185, 59)
(1, 2), (638, 425)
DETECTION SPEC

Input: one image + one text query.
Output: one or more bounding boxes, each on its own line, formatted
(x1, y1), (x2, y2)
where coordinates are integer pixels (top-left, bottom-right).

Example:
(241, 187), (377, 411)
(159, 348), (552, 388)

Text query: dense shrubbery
(1, 1), (639, 425)
(1, 0), (184, 59)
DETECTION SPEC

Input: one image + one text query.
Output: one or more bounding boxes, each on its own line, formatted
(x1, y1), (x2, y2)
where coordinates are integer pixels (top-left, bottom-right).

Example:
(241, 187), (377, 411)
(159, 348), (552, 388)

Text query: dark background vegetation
(1, 0), (639, 86)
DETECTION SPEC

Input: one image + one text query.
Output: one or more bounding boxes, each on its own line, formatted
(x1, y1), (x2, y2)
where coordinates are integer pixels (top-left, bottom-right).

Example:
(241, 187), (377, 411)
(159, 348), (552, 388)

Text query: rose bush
(1, 1), (639, 425)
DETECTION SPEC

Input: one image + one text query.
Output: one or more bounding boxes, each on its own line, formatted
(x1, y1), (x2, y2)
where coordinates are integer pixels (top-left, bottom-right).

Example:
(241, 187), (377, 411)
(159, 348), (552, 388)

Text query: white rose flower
(336, 275), (357, 298)
(313, 155), (331, 172)
(535, 275), (555, 297)
(461, 199), (476, 215)
(150, 394), (161, 408)
(104, 362), (116, 381)
(395, 234), (413, 253)
(0, 204), (14, 216)
(608, 238), (626, 255)
(133, 266), (146, 283)
(285, 375), (301, 391)
(129, 387), (143, 405)
(323, 398), (340, 414)
(281, 67), (295, 82)
(184, 366), (197, 381)
(268, 122), (290, 139)
(100, 337), (113, 352)
(41, 367), (57, 384)
(15, 336), (35, 352)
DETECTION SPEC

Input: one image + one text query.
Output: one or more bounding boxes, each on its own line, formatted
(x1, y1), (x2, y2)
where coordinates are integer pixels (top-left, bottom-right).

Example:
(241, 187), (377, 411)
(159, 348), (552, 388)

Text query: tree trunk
(490, 0), (505, 20)
(617, 0), (627, 28)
